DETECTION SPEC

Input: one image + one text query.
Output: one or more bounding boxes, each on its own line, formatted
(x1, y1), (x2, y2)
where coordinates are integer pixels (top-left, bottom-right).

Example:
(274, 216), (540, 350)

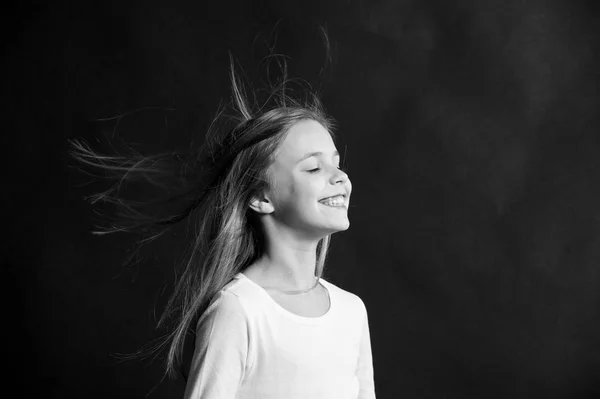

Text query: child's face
(265, 119), (352, 238)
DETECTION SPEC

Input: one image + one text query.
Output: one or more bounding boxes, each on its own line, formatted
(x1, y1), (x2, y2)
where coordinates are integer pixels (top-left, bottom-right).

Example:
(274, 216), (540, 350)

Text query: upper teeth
(320, 195), (345, 206)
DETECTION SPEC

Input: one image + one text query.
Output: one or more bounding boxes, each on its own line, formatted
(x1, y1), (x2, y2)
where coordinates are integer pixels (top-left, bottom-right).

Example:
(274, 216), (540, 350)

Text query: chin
(329, 220), (350, 233)
(338, 222), (351, 231)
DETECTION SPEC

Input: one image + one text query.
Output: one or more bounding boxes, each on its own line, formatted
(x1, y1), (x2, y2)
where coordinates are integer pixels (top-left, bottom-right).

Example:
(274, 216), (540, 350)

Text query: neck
(252, 231), (321, 292)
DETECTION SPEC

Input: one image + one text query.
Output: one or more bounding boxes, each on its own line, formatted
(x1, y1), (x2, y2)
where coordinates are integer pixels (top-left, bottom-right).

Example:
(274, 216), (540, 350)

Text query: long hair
(68, 52), (337, 379)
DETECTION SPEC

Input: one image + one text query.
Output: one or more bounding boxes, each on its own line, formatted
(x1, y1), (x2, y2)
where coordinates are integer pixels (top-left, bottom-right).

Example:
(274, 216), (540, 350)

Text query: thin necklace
(271, 277), (320, 295)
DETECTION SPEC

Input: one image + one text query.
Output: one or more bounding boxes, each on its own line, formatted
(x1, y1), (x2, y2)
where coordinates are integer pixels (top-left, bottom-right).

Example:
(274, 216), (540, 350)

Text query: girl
(69, 55), (376, 398)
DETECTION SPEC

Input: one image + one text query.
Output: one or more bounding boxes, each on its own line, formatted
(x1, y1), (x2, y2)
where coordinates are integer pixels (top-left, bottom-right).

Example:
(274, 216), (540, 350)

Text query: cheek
(272, 180), (301, 214)
(285, 179), (323, 213)
(299, 178), (324, 202)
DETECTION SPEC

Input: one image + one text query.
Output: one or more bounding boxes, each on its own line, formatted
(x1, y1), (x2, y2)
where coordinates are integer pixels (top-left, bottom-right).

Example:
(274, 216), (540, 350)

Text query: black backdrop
(6, 0), (600, 398)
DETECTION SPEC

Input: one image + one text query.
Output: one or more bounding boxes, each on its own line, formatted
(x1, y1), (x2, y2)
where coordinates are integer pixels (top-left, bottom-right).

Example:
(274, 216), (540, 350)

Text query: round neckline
(236, 272), (334, 325)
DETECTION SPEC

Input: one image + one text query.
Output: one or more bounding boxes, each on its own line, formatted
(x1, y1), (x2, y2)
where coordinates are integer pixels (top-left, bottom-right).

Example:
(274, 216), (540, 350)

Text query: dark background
(5, 0), (600, 397)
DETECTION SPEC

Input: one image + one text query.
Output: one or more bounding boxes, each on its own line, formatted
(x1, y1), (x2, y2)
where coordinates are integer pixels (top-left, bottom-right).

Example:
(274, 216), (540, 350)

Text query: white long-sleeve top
(183, 272), (376, 399)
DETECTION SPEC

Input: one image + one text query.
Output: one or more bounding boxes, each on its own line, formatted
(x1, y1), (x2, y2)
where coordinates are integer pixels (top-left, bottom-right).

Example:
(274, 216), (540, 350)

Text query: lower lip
(319, 202), (347, 209)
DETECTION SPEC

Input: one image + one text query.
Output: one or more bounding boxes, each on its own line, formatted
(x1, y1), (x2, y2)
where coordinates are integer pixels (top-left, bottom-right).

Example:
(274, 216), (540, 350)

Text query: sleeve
(183, 291), (251, 399)
(356, 299), (376, 399)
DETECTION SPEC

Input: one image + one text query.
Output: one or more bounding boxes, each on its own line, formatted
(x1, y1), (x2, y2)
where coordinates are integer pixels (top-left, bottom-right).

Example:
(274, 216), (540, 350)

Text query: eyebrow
(296, 150), (340, 164)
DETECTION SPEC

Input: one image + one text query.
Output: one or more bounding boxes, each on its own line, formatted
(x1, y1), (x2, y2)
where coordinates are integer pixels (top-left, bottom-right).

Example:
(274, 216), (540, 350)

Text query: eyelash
(308, 166), (347, 173)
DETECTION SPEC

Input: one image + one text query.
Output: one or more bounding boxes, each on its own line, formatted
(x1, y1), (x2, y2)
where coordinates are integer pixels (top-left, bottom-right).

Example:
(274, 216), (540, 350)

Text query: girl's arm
(183, 291), (250, 399)
(356, 301), (376, 399)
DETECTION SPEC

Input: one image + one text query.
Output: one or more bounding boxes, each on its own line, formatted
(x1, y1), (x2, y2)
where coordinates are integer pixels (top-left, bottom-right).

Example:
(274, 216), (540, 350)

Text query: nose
(329, 166), (349, 185)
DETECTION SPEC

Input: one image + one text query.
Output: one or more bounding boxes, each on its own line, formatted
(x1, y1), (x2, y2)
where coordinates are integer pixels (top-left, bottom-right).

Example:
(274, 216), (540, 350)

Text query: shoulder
(202, 273), (265, 319)
(207, 289), (245, 313)
(195, 285), (255, 340)
(222, 273), (260, 299)
(321, 277), (368, 315)
(197, 276), (248, 320)
(205, 275), (255, 312)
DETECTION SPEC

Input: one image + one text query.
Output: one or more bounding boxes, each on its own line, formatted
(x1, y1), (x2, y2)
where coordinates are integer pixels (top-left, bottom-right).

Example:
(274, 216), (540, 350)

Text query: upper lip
(319, 193), (347, 201)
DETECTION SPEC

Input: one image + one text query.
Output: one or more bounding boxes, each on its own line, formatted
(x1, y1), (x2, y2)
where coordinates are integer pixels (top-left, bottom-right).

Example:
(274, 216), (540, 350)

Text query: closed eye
(308, 166), (347, 173)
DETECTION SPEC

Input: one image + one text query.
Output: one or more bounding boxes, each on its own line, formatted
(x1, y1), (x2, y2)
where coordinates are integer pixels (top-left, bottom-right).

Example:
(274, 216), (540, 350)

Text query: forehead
(275, 119), (336, 163)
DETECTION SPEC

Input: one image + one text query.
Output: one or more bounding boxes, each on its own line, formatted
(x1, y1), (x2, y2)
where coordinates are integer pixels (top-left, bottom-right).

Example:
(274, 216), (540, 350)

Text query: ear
(249, 193), (275, 214)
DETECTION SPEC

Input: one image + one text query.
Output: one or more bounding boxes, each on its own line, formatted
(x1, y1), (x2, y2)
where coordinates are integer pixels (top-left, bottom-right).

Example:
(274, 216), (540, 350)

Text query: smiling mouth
(319, 195), (347, 207)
